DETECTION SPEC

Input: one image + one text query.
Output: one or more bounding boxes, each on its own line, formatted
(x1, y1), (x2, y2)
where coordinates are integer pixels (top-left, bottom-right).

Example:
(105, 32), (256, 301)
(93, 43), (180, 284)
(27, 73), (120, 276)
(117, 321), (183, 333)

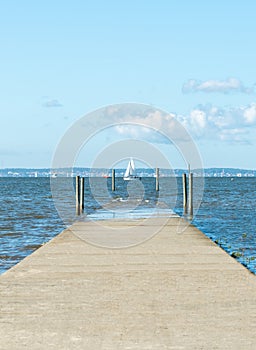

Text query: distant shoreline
(0, 167), (255, 178)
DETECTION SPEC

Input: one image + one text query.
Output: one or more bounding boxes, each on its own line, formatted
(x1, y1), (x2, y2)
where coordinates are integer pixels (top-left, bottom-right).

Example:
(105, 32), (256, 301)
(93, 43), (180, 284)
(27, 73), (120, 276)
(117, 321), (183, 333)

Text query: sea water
(0, 177), (255, 274)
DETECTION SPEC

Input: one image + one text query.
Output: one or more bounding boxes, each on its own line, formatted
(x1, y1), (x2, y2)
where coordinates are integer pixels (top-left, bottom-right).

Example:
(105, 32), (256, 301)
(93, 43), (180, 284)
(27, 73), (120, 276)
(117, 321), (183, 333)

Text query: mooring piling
(188, 172), (193, 217)
(76, 175), (84, 215)
(112, 169), (115, 191)
(79, 177), (84, 214)
(75, 176), (80, 215)
(182, 173), (188, 214)
(182, 170), (193, 217)
(155, 167), (159, 191)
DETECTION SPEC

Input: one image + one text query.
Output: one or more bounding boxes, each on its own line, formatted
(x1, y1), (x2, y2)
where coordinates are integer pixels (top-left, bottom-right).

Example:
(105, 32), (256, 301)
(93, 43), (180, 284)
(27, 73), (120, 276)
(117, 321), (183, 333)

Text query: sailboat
(123, 158), (141, 180)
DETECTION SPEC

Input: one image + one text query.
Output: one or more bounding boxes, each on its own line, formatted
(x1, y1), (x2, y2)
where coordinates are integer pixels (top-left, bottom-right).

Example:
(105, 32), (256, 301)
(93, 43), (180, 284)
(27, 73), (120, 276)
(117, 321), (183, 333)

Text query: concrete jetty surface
(0, 217), (256, 349)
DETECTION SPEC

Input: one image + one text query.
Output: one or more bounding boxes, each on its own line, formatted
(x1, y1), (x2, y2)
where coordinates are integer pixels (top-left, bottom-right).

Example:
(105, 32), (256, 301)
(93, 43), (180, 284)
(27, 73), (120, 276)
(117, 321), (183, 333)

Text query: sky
(1, 0), (256, 169)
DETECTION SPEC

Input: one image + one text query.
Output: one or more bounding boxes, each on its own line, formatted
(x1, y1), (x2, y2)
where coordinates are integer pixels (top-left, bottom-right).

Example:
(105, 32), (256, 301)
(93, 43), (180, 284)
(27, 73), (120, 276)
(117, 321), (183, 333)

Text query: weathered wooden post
(112, 169), (115, 191)
(155, 167), (159, 191)
(182, 173), (187, 214)
(80, 177), (84, 214)
(188, 172), (193, 217)
(76, 175), (80, 215)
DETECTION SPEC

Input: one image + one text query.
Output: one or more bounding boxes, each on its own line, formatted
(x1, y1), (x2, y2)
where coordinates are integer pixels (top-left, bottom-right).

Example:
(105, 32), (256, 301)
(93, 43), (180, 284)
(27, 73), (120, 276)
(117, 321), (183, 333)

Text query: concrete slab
(0, 217), (256, 349)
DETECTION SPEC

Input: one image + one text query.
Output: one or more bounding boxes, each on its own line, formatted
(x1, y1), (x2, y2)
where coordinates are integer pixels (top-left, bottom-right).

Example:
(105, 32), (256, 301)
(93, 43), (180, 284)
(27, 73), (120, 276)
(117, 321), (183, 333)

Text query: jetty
(0, 217), (256, 349)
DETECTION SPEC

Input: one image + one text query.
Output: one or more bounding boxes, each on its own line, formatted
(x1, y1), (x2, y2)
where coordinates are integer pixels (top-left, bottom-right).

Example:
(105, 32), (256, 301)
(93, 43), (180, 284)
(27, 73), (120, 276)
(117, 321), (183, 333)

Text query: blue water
(193, 178), (256, 274)
(0, 178), (64, 273)
(0, 177), (255, 274)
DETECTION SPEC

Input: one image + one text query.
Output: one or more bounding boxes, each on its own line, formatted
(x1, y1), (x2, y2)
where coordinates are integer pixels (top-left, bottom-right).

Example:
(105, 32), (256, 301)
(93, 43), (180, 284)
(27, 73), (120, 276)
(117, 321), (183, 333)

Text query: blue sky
(1, 0), (256, 169)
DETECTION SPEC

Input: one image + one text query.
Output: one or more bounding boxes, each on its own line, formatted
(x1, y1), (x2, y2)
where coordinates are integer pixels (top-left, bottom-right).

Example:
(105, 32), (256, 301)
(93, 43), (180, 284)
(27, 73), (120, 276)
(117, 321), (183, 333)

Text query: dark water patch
(0, 254), (22, 261)
(19, 244), (43, 252)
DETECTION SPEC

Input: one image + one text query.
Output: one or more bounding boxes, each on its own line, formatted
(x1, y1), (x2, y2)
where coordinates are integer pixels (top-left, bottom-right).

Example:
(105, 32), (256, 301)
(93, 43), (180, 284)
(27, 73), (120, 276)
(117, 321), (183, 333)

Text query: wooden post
(79, 177), (84, 214)
(188, 172), (193, 217)
(112, 169), (115, 191)
(182, 173), (187, 214)
(76, 175), (80, 215)
(155, 167), (159, 191)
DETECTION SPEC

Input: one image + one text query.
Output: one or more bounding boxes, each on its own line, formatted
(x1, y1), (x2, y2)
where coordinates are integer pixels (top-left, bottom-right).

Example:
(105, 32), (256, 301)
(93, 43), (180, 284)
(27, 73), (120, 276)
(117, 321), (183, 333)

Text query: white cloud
(182, 78), (254, 94)
(42, 99), (63, 108)
(243, 103), (256, 124)
(115, 124), (152, 139)
(107, 103), (256, 145)
(111, 109), (191, 144)
(190, 109), (206, 131)
(219, 128), (247, 142)
(177, 103), (256, 143)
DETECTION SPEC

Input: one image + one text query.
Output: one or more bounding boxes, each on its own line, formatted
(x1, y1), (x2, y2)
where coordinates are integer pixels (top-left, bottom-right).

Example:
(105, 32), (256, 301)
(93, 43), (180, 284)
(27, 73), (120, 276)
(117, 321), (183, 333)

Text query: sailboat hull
(124, 176), (141, 181)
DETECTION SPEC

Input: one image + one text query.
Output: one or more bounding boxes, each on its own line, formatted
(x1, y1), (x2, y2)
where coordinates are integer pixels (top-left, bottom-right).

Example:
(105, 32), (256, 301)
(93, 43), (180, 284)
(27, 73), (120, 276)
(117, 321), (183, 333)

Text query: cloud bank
(178, 103), (256, 143)
(111, 103), (256, 144)
(182, 78), (254, 94)
(108, 108), (190, 144)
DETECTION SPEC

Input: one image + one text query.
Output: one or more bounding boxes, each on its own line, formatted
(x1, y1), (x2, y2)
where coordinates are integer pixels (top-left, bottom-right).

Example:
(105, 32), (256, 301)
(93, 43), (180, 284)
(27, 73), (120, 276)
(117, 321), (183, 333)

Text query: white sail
(130, 158), (135, 173)
(124, 158), (139, 180)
